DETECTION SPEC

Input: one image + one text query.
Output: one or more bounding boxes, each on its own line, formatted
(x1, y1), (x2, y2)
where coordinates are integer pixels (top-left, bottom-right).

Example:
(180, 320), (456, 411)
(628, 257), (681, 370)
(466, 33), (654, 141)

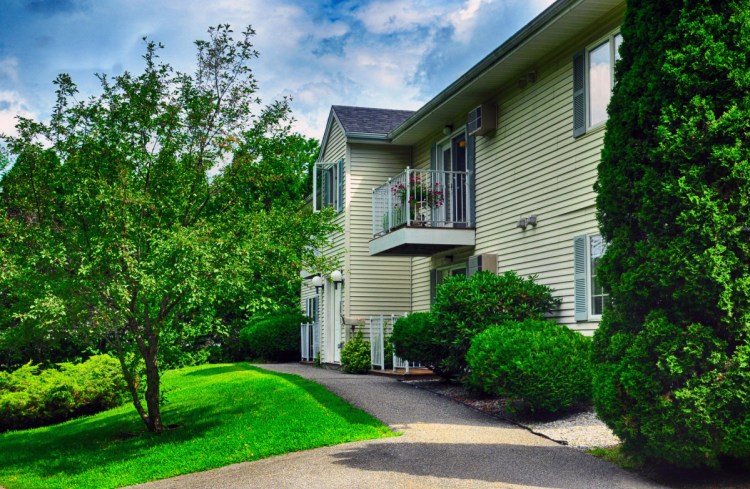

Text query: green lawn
(0, 363), (394, 489)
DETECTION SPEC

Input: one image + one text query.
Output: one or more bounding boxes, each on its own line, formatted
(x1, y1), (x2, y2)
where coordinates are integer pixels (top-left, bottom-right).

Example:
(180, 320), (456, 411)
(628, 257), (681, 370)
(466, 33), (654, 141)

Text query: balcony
(369, 167), (475, 256)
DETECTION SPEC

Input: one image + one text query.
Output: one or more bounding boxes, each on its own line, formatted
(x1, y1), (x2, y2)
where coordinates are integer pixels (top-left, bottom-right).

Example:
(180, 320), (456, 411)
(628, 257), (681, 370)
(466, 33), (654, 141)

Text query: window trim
(430, 260), (468, 305)
(574, 233), (610, 322)
(572, 27), (622, 139)
(584, 28), (621, 131)
(305, 296), (319, 323)
(313, 159), (344, 213)
(436, 261), (468, 284)
(585, 234), (609, 321)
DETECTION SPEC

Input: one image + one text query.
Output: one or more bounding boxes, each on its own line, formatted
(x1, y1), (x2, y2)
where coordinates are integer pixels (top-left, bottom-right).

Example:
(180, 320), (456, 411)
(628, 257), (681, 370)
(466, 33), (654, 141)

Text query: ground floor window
(574, 234), (610, 321)
(430, 261), (467, 304)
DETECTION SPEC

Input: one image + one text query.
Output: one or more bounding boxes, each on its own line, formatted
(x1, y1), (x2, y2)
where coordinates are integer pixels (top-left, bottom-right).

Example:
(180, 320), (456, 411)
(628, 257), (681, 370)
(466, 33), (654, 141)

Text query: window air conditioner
(467, 103), (497, 136)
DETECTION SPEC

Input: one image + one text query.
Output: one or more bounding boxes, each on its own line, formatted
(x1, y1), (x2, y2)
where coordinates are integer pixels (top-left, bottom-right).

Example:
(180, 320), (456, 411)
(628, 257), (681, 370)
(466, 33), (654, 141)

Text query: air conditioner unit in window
(467, 253), (498, 277)
(467, 103), (497, 136)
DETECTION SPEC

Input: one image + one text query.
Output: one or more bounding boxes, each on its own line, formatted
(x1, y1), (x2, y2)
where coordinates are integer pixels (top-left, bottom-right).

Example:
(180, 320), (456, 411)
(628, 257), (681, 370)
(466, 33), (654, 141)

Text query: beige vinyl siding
(408, 48), (609, 334)
(318, 119), (347, 362)
(348, 143), (413, 339)
(472, 51), (605, 334)
(300, 283), (316, 312)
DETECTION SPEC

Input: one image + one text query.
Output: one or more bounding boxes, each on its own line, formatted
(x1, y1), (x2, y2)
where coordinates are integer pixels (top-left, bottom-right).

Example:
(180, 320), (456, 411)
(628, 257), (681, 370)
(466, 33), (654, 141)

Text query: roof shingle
(332, 105), (414, 136)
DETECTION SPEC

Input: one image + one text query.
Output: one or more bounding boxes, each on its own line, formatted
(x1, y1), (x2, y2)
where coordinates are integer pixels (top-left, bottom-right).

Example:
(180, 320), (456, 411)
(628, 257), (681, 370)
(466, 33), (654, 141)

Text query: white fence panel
(369, 314), (422, 372)
(300, 322), (320, 362)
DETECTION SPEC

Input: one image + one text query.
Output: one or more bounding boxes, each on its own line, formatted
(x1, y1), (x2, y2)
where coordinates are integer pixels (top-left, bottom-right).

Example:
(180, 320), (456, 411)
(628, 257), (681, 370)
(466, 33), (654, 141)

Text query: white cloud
(1, 0), (555, 142)
(354, 0), (449, 34)
(0, 91), (36, 137)
(452, 0), (494, 43)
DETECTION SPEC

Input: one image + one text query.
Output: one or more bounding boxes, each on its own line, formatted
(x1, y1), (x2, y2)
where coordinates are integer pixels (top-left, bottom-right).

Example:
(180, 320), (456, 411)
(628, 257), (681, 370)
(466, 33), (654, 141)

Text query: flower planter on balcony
(370, 167), (475, 256)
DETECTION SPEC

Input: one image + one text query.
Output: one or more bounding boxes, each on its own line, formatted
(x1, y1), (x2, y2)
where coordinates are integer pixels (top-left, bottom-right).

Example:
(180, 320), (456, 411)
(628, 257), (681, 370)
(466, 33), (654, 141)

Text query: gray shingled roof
(332, 105), (415, 136)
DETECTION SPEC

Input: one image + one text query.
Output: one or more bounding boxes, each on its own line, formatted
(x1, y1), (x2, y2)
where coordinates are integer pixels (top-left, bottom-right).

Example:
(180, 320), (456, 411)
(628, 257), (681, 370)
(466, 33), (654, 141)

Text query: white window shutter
(574, 235), (588, 321)
(573, 50), (586, 137)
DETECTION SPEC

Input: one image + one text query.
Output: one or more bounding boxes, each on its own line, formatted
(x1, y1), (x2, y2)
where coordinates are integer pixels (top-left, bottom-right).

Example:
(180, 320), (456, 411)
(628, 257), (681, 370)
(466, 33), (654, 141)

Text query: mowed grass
(0, 363), (394, 489)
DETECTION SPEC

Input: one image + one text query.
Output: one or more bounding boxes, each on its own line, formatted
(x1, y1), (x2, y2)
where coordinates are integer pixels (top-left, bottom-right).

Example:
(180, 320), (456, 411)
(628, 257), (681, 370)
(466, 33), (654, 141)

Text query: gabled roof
(331, 105), (415, 136)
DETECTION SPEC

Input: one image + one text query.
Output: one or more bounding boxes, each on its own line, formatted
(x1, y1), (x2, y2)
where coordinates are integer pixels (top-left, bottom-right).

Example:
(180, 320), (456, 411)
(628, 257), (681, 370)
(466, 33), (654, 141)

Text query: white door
(325, 282), (344, 363)
(333, 283), (343, 363)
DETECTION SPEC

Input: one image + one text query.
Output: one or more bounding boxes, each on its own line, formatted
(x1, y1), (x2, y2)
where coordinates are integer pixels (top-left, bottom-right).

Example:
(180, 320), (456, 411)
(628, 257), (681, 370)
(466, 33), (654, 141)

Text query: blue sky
(0, 0), (555, 140)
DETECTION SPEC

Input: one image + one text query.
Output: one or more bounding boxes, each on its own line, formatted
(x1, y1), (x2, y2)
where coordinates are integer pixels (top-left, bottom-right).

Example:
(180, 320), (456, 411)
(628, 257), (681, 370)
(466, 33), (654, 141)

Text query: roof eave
(317, 109), (344, 163)
(388, 0), (594, 145)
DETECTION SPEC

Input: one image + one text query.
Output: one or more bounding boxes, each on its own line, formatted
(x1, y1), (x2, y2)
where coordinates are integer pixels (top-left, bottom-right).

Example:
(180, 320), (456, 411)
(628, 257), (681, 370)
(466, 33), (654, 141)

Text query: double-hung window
(314, 159), (344, 212)
(429, 261), (467, 305)
(573, 234), (610, 321)
(573, 30), (622, 136)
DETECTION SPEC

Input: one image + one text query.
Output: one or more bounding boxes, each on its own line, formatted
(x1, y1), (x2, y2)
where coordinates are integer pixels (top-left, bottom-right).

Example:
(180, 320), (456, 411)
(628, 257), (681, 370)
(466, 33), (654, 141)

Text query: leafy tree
(0, 25), (337, 433)
(593, 1), (750, 467)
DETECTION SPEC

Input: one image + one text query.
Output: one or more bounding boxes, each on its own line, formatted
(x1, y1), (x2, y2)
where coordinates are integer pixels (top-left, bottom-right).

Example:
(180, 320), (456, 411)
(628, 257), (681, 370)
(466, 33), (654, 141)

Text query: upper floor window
(573, 30), (621, 137)
(588, 32), (622, 128)
(314, 159), (344, 213)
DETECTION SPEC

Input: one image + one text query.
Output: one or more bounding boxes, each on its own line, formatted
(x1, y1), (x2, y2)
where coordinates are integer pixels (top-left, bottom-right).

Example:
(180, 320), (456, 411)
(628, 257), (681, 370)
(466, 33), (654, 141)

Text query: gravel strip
(409, 380), (620, 450)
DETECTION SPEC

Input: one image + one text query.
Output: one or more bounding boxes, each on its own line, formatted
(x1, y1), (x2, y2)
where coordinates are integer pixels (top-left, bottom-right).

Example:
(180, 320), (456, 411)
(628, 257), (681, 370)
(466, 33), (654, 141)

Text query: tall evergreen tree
(593, 1), (750, 467)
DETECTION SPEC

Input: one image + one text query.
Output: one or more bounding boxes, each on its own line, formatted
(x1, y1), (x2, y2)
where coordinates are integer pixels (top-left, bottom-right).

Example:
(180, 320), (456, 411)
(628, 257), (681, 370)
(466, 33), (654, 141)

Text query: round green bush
(390, 312), (447, 374)
(466, 320), (592, 413)
(433, 271), (560, 377)
(239, 312), (306, 361)
(341, 331), (371, 374)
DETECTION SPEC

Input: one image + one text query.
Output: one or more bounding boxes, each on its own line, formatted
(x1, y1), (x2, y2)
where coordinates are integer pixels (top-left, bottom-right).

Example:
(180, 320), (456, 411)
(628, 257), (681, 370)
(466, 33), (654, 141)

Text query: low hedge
(466, 320), (592, 413)
(341, 331), (371, 374)
(0, 354), (128, 432)
(239, 311), (307, 361)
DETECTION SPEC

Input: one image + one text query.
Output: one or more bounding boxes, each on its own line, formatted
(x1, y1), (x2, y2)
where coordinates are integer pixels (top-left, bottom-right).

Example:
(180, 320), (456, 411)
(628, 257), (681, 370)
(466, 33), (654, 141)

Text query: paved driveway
(133, 364), (664, 489)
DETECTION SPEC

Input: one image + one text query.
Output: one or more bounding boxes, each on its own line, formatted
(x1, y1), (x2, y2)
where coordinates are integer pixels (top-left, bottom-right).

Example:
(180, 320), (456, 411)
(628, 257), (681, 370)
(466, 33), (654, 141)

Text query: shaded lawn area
(0, 363), (394, 489)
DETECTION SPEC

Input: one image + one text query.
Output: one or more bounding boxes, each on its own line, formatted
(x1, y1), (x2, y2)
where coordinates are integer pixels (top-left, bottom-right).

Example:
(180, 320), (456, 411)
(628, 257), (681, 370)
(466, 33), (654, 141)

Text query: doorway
(439, 132), (467, 226)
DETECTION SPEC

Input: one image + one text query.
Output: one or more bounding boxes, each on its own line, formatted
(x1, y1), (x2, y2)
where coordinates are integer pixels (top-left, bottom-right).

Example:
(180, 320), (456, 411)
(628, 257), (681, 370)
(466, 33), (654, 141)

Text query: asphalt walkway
(133, 363), (664, 489)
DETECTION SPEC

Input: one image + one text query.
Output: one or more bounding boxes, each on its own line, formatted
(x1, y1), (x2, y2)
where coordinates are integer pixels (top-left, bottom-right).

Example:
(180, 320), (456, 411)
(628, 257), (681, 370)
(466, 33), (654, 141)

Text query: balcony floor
(368, 226), (476, 256)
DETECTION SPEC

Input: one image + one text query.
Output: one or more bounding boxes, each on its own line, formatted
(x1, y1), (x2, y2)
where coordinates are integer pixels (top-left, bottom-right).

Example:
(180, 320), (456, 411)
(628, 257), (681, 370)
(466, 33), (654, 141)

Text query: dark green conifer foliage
(593, 0), (750, 467)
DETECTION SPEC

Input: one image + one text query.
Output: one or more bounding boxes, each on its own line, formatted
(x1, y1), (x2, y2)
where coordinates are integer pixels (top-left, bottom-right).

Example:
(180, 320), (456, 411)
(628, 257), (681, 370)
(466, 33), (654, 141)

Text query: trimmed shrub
(466, 320), (592, 413)
(593, 0), (750, 468)
(432, 271), (560, 377)
(239, 311), (307, 361)
(391, 312), (448, 375)
(0, 354), (128, 432)
(340, 331), (371, 374)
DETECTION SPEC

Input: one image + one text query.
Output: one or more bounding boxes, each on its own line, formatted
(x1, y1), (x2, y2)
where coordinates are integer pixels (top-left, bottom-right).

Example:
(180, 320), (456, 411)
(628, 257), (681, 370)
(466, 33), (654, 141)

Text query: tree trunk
(143, 349), (164, 433)
(111, 328), (150, 428)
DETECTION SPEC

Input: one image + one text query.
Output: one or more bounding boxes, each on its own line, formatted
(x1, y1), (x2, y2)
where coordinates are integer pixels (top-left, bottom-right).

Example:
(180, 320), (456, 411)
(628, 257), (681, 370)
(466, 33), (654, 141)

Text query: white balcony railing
(372, 167), (472, 237)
